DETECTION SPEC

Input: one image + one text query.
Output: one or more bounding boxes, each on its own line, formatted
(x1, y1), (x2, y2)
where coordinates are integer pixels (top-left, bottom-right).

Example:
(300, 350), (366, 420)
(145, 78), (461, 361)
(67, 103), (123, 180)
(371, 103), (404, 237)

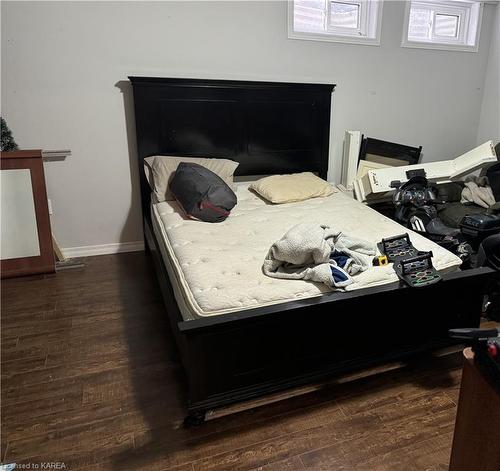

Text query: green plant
(1, 117), (19, 151)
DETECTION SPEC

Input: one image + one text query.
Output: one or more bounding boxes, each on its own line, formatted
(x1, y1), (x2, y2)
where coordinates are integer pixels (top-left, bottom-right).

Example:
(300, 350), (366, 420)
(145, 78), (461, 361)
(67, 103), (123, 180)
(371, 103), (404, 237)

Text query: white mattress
(152, 183), (462, 320)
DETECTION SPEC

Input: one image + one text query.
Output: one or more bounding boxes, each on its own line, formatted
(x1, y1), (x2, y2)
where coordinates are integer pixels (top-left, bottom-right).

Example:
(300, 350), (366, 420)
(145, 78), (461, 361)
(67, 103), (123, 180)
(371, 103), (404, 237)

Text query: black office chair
(478, 234), (500, 321)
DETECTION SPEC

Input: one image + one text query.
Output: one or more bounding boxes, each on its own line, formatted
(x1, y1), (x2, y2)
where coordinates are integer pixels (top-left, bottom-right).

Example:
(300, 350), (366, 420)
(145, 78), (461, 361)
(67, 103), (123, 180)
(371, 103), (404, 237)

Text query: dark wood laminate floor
(1, 252), (493, 470)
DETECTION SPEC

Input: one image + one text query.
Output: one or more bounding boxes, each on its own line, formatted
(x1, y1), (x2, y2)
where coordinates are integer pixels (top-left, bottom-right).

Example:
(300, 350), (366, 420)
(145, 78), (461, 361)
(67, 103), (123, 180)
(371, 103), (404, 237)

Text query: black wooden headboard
(129, 76), (335, 216)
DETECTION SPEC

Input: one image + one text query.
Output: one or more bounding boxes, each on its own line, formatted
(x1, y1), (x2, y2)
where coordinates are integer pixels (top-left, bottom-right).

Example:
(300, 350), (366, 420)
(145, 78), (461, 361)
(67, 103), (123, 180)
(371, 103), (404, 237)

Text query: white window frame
(288, 0), (384, 46)
(401, 0), (484, 52)
(433, 13), (462, 41)
(326, 1), (364, 36)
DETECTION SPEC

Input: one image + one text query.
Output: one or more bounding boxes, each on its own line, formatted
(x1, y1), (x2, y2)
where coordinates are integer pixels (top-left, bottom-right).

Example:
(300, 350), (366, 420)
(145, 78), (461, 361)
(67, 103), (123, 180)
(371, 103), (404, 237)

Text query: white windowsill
(288, 31), (381, 46)
(401, 39), (479, 52)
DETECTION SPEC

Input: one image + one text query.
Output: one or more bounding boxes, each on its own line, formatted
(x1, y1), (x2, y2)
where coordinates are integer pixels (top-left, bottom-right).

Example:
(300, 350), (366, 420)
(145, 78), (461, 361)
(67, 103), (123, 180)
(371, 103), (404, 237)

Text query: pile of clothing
(263, 223), (376, 289)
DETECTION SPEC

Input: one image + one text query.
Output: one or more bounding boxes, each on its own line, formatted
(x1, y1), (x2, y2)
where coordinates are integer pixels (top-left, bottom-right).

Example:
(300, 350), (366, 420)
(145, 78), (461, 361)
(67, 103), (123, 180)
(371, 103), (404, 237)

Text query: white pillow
(249, 172), (335, 204)
(144, 156), (239, 202)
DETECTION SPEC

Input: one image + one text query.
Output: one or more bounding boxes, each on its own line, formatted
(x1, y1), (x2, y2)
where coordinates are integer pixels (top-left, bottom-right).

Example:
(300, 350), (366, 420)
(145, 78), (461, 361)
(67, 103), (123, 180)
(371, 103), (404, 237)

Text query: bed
(129, 76), (493, 423)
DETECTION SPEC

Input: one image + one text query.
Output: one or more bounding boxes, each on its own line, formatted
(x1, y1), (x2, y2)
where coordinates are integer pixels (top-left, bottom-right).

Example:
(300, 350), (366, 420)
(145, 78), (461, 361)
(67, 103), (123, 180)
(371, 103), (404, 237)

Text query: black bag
(169, 162), (237, 222)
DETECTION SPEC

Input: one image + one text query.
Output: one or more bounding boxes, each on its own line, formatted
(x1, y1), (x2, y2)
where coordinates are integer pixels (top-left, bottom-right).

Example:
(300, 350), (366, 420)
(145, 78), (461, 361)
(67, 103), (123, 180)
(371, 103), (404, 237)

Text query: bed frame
(129, 76), (493, 423)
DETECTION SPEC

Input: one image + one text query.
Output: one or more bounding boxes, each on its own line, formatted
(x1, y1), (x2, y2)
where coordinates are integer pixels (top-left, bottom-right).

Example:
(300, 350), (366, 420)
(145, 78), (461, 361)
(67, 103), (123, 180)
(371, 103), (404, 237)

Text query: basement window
(402, 0), (484, 52)
(288, 0), (383, 46)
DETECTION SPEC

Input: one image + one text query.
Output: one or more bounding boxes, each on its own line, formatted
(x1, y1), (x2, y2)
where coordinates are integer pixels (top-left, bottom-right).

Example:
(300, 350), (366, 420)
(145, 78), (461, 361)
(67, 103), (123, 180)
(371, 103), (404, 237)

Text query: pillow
(144, 156), (239, 202)
(249, 172), (335, 204)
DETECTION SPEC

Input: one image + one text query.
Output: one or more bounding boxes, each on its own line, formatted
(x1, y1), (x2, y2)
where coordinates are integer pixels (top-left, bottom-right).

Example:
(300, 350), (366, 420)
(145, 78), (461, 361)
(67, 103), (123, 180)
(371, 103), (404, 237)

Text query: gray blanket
(263, 223), (376, 289)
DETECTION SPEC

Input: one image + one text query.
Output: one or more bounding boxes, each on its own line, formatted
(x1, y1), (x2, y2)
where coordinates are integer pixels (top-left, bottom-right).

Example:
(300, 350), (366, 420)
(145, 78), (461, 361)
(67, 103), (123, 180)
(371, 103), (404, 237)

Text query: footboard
(178, 267), (492, 416)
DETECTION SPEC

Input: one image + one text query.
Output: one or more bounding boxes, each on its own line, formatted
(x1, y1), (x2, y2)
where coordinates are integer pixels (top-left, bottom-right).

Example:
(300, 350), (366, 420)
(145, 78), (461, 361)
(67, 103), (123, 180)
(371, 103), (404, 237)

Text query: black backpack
(169, 162), (237, 222)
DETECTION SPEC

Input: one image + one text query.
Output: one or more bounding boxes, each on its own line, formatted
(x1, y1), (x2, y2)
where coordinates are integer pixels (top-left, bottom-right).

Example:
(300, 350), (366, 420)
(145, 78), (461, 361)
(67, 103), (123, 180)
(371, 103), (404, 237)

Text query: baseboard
(62, 241), (144, 258)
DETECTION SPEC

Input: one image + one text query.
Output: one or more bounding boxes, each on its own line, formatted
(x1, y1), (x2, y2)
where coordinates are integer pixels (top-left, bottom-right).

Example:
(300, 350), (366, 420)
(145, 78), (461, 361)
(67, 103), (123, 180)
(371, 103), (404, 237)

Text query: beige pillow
(145, 156), (239, 202)
(249, 172), (335, 204)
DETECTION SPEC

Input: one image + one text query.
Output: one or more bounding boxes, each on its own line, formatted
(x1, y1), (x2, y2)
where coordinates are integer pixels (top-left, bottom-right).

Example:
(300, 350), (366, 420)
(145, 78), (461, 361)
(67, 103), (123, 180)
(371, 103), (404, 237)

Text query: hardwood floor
(0, 252), (492, 470)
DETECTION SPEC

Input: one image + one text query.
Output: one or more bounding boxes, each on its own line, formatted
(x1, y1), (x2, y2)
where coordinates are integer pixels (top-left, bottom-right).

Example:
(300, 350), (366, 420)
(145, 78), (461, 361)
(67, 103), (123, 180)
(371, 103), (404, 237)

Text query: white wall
(1, 1), (496, 253)
(477, 2), (500, 145)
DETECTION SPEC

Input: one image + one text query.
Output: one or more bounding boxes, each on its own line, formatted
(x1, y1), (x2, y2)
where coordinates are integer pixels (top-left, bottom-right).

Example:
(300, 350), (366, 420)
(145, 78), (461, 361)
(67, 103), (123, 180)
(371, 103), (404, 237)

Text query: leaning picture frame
(1, 150), (55, 278)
